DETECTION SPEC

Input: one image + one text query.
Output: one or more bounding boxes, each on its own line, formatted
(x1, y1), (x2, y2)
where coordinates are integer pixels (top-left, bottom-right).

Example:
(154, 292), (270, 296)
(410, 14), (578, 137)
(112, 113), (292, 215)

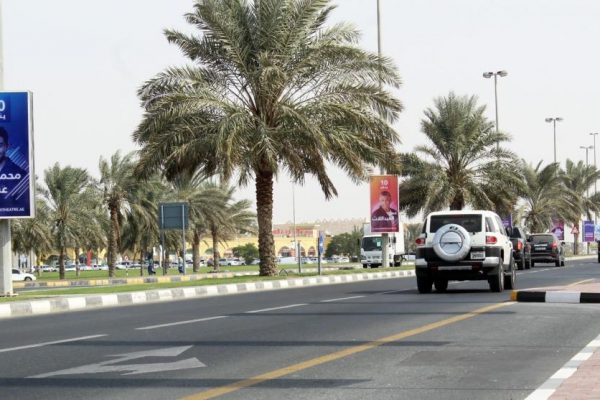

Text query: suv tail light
(486, 235), (498, 245)
(551, 242), (558, 249)
(415, 237), (426, 246)
(517, 241), (523, 251)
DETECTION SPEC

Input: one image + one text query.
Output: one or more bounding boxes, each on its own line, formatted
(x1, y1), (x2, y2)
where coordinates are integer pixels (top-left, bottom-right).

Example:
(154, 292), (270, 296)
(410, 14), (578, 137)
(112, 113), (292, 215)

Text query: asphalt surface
(1, 259), (600, 399)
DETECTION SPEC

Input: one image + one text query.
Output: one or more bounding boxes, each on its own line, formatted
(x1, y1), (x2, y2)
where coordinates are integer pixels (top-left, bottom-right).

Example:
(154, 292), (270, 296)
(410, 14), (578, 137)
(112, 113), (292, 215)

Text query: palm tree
(560, 159), (600, 254)
(398, 93), (522, 217)
(42, 164), (94, 279)
(11, 198), (53, 273)
(133, 0), (403, 275)
(208, 184), (256, 271)
(119, 175), (164, 276)
(165, 174), (228, 272)
(516, 161), (571, 233)
(99, 151), (146, 277)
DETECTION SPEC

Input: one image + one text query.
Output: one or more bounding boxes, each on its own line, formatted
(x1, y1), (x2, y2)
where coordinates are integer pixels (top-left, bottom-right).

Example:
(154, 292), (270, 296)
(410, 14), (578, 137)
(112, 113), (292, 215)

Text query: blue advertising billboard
(0, 92), (34, 218)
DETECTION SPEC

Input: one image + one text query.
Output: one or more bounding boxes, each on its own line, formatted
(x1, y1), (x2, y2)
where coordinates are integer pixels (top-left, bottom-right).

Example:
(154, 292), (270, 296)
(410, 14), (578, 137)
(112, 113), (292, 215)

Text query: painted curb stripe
(0, 270), (416, 319)
(580, 293), (600, 303)
(512, 291), (546, 302)
(512, 290), (600, 303)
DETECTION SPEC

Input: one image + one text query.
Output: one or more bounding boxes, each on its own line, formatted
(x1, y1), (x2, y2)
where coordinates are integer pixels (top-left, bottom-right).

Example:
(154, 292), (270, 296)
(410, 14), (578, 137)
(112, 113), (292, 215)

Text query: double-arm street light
(483, 70), (508, 149)
(546, 117), (563, 164)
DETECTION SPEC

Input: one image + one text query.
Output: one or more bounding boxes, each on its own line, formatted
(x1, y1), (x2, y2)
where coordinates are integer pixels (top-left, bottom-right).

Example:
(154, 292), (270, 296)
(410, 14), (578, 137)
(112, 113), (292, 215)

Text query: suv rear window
(531, 235), (554, 244)
(429, 214), (482, 233)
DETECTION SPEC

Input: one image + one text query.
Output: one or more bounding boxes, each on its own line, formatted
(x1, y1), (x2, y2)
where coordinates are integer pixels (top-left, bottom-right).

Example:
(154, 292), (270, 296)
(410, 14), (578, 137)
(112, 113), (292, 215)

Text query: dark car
(528, 233), (565, 267)
(509, 226), (531, 270)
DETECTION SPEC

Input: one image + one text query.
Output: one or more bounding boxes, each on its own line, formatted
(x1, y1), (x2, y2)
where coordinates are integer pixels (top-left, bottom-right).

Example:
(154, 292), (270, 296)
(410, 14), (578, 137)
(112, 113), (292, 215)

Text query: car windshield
(429, 215), (482, 233)
(531, 235), (554, 244)
(362, 237), (382, 251)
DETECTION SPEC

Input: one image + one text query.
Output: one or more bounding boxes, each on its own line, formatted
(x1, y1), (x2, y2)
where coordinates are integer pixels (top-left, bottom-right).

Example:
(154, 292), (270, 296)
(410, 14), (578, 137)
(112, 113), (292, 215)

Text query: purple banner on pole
(584, 220), (595, 243)
(501, 215), (512, 230)
(551, 219), (564, 241)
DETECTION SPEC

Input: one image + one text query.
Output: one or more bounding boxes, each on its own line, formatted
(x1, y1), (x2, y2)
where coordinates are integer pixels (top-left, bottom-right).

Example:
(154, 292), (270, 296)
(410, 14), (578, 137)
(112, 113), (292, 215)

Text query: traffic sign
(571, 225), (579, 235)
(318, 231), (325, 254)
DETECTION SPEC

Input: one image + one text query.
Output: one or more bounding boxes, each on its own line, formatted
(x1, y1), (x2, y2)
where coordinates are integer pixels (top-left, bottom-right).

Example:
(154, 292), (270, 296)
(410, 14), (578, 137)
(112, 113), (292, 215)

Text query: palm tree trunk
(212, 228), (219, 272)
(450, 192), (465, 210)
(108, 206), (119, 278)
(59, 246), (65, 280)
(256, 169), (277, 276)
(74, 246), (80, 278)
(192, 230), (200, 273)
(139, 248), (144, 277)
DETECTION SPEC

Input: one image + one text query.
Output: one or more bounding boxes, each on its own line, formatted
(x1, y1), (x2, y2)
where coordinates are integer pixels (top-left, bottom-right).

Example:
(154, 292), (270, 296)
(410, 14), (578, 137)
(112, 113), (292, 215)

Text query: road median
(0, 269), (416, 320)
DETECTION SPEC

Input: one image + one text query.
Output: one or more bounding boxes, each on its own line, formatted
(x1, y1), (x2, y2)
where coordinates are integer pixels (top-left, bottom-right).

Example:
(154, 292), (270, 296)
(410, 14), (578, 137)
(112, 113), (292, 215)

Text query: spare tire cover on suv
(432, 224), (472, 262)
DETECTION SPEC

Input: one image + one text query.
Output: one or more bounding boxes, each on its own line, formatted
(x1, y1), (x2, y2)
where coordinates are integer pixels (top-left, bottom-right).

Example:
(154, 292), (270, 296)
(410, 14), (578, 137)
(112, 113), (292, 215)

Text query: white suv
(415, 210), (515, 293)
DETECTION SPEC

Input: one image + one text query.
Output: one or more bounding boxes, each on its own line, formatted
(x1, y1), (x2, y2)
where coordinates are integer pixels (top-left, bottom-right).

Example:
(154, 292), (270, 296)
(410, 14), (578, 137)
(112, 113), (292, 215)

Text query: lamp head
(556, 117), (563, 122)
(545, 118), (554, 123)
(497, 70), (508, 77)
(482, 72), (493, 78)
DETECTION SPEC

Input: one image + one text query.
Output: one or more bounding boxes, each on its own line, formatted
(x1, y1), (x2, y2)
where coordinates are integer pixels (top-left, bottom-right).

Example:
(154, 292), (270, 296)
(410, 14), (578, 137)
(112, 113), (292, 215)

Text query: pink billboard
(370, 175), (399, 233)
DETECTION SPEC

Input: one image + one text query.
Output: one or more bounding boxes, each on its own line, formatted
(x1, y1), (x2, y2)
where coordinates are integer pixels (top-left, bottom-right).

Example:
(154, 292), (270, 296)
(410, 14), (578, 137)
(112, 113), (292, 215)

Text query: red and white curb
(525, 333), (600, 399)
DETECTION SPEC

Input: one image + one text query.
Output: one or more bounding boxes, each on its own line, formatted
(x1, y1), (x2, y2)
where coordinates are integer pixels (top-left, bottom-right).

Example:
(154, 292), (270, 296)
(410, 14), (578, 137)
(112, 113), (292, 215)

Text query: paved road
(1, 259), (600, 399)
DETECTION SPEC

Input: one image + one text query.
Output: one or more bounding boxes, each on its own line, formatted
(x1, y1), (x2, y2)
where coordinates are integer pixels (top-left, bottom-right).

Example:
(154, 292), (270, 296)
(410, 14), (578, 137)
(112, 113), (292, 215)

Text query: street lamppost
(580, 145), (593, 196)
(376, 0), (390, 269)
(292, 183), (301, 273)
(591, 133), (599, 195)
(545, 117), (563, 164)
(581, 145), (593, 254)
(483, 70), (508, 149)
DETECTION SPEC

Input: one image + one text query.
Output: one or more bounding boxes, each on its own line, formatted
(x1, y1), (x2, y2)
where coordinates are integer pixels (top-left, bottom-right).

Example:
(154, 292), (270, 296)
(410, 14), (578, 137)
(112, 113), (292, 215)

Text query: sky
(3, 0), (600, 225)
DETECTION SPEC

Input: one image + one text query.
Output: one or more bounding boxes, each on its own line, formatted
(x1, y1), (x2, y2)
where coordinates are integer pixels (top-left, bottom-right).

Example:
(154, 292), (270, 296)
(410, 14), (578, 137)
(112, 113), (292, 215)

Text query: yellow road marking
(568, 279), (594, 287)
(180, 301), (514, 400)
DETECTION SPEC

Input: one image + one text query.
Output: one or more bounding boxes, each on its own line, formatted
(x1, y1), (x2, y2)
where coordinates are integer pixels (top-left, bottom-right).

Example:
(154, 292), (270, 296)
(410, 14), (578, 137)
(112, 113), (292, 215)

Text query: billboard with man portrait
(369, 175), (399, 233)
(0, 92), (34, 218)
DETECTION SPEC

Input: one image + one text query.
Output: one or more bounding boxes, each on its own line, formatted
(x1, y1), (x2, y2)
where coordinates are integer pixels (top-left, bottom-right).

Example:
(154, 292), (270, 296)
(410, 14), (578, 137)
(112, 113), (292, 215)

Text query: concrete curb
(0, 270), (416, 320)
(12, 271), (258, 289)
(510, 290), (600, 303)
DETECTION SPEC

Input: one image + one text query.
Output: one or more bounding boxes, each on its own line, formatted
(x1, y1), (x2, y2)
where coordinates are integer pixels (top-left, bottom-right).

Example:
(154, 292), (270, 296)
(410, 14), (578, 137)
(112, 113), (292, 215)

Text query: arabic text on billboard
(0, 92), (34, 218)
(369, 175), (399, 233)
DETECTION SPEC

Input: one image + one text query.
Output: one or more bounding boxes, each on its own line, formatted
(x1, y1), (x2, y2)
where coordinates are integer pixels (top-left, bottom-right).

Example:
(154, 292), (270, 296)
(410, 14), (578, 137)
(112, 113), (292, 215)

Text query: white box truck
(360, 222), (405, 268)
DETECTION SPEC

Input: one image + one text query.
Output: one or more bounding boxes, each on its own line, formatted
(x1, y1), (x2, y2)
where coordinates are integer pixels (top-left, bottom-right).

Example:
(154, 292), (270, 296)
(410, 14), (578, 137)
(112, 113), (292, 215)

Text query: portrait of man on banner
(551, 219), (564, 241)
(370, 175), (399, 233)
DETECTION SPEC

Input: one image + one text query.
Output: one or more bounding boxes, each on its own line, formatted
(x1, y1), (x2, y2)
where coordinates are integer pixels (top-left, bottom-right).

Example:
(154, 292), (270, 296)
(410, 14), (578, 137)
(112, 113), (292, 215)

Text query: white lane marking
(319, 295), (365, 303)
(245, 304), (307, 313)
(29, 345), (205, 378)
(0, 334), (107, 354)
(136, 315), (228, 330)
(380, 289), (413, 294)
